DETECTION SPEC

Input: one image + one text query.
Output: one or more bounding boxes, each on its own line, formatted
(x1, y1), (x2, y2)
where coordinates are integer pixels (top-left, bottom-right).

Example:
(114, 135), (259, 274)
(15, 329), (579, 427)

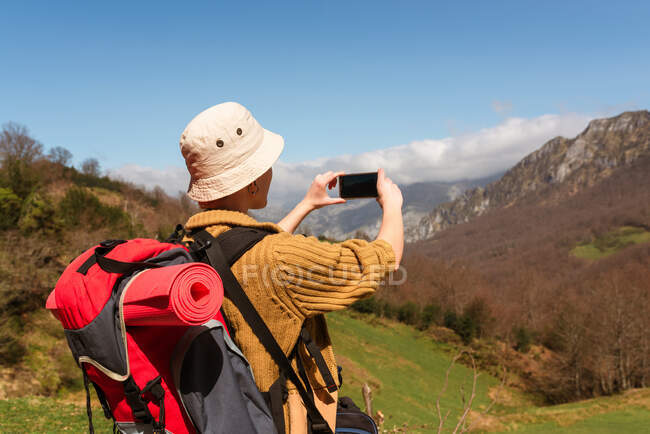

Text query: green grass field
(328, 312), (650, 433)
(571, 225), (650, 260)
(1, 311), (649, 433)
(0, 396), (113, 433)
(327, 311), (504, 432)
(486, 388), (650, 433)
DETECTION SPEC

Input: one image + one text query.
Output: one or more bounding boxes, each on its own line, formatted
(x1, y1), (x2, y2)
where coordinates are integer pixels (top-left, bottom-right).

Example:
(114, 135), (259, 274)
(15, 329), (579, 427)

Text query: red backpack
(47, 235), (277, 434)
(48, 227), (338, 434)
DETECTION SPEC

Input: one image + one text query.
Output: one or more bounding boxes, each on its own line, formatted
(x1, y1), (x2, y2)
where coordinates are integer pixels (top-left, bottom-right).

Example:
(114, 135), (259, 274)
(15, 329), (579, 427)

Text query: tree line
(360, 156), (650, 403)
(0, 121), (196, 370)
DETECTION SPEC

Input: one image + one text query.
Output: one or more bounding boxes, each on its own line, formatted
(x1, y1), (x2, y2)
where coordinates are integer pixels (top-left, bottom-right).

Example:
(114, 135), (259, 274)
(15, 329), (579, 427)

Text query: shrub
(513, 326), (533, 353)
(381, 300), (396, 319)
(67, 167), (123, 192)
(463, 297), (492, 339)
(443, 305), (484, 345)
(455, 315), (478, 344)
(0, 316), (26, 365)
(444, 310), (459, 330)
(0, 187), (22, 229)
(58, 187), (133, 234)
(0, 158), (40, 198)
(351, 296), (379, 314)
(396, 301), (420, 325)
(18, 192), (62, 236)
(418, 303), (441, 330)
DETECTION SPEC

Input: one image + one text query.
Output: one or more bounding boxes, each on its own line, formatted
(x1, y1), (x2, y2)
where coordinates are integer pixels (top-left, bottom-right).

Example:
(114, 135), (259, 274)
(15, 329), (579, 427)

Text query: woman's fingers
(315, 171), (333, 187)
(315, 170), (345, 190)
(327, 171), (345, 189)
(328, 197), (346, 205)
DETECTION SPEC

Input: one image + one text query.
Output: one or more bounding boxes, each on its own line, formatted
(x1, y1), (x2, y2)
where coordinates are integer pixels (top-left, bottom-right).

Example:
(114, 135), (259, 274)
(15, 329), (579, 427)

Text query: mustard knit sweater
(184, 210), (395, 429)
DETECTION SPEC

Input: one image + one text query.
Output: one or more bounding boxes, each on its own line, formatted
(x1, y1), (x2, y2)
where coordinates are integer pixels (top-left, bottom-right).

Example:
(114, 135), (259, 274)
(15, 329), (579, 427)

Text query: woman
(179, 102), (403, 433)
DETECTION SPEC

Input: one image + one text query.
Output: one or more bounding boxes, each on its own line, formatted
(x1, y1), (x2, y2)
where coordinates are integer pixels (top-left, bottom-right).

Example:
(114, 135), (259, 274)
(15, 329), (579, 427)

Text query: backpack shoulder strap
(216, 226), (273, 266)
(191, 228), (333, 434)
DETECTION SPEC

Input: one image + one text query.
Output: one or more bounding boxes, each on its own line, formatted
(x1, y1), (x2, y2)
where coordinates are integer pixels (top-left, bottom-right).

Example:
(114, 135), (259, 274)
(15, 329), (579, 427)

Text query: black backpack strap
(214, 226), (272, 266)
(76, 239), (163, 276)
(265, 371), (288, 434)
(123, 376), (154, 425)
(92, 381), (113, 420)
(192, 229), (333, 434)
(164, 224), (187, 244)
(299, 328), (338, 393)
(82, 366), (96, 434)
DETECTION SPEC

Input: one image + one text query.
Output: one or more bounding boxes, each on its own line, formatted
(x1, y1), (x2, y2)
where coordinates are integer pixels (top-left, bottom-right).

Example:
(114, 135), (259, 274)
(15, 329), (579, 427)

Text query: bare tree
(81, 158), (101, 177)
(0, 122), (43, 164)
(435, 351), (506, 434)
(47, 146), (73, 166)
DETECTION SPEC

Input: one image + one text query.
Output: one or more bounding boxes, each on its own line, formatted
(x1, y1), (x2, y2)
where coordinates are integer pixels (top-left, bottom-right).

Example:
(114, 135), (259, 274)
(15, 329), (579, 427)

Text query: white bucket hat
(180, 102), (284, 202)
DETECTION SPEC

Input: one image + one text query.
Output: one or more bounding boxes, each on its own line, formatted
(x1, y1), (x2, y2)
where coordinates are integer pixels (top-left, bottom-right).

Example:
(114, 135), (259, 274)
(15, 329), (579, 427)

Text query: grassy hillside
(571, 225), (650, 260)
(395, 156), (650, 403)
(328, 312), (650, 433)
(2, 311), (649, 433)
(327, 311), (503, 431)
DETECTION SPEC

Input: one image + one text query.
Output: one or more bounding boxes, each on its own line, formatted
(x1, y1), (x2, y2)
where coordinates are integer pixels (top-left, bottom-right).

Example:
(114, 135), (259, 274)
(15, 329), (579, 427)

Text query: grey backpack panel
(171, 320), (277, 434)
(64, 247), (196, 379)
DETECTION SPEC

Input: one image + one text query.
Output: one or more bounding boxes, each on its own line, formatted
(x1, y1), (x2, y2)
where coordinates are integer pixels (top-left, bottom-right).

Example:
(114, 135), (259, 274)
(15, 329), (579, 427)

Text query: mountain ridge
(416, 110), (650, 240)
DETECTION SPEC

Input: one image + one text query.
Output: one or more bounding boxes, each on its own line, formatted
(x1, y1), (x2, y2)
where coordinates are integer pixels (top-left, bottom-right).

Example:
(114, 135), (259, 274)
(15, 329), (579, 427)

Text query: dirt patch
(336, 354), (382, 391)
(467, 410), (505, 432)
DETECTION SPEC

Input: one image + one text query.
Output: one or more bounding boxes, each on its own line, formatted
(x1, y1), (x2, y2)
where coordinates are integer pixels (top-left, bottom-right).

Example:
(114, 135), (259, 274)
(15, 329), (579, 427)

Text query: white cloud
(269, 112), (591, 204)
(108, 164), (190, 197)
(108, 113), (592, 205)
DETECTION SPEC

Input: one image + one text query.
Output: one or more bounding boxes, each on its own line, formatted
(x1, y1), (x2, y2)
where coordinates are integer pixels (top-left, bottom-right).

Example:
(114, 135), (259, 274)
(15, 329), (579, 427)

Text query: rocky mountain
(252, 175), (499, 242)
(416, 110), (650, 240)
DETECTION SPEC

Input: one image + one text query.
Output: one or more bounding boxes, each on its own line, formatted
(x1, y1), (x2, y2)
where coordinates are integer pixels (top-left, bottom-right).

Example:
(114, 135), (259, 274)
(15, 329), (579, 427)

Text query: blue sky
(1, 1), (649, 196)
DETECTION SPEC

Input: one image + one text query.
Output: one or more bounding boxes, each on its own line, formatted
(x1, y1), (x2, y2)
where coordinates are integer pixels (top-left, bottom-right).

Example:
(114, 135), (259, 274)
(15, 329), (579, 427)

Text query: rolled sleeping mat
(122, 263), (224, 326)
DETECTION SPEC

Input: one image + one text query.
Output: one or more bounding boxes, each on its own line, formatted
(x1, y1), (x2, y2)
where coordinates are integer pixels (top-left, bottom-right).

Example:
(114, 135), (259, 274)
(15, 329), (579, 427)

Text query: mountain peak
(582, 110), (650, 139)
(417, 110), (650, 240)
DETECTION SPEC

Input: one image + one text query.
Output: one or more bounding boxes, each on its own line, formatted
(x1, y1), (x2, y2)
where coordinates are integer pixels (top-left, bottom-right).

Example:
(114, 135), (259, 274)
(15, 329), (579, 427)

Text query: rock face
(252, 176), (498, 242)
(417, 110), (650, 240)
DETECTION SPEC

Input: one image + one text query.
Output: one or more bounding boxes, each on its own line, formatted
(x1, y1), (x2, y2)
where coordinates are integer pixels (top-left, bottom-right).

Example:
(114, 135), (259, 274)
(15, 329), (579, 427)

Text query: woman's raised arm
(277, 171), (346, 233)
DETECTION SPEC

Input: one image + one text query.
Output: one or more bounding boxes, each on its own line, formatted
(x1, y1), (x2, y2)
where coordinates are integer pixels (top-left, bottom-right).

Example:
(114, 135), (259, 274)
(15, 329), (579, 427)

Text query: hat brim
(186, 128), (284, 202)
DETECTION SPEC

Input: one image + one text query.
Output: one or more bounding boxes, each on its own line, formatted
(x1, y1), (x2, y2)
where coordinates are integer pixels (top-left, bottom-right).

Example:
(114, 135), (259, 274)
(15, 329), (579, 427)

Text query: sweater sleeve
(271, 234), (396, 317)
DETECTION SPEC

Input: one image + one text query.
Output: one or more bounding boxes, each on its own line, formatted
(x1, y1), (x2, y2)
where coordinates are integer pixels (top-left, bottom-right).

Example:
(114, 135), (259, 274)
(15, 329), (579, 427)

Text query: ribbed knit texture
(184, 210), (395, 431)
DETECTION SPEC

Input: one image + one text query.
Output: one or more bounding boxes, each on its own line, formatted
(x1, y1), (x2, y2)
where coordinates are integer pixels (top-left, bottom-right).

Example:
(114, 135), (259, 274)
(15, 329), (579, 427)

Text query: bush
(18, 192), (62, 236)
(381, 300), (396, 319)
(444, 310), (459, 330)
(418, 303), (441, 330)
(67, 167), (123, 192)
(463, 298), (492, 339)
(456, 315), (478, 344)
(0, 316), (26, 365)
(443, 304), (487, 345)
(58, 187), (133, 234)
(513, 326), (533, 353)
(0, 158), (40, 199)
(0, 187), (22, 229)
(351, 296), (379, 314)
(396, 301), (420, 325)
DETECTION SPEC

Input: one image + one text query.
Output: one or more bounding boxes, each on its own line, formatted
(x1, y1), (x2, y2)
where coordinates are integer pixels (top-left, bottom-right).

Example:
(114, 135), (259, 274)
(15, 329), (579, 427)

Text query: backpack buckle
(99, 239), (126, 249)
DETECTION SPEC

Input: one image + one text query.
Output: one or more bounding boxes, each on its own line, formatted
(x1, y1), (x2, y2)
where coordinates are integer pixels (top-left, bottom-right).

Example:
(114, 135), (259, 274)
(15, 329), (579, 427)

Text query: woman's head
(198, 167), (273, 211)
(179, 102), (283, 209)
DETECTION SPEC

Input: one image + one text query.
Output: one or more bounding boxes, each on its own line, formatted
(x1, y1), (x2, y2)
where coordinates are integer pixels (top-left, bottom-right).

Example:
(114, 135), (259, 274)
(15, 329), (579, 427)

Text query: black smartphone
(338, 172), (378, 199)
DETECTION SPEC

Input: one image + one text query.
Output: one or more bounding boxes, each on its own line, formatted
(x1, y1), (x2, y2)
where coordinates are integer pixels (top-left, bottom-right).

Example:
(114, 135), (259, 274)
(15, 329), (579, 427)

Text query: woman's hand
(376, 168), (403, 210)
(277, 171), (346, 233)
(300, 171), (347, 211)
